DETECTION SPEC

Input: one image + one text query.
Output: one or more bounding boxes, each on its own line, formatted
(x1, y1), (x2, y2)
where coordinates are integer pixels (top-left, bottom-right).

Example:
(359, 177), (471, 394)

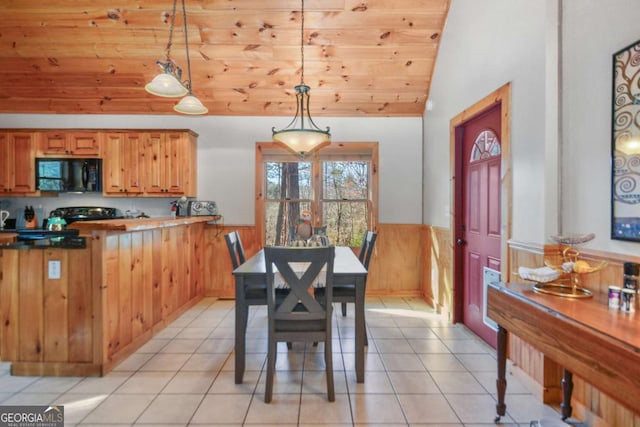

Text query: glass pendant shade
(272, 84), (330, 157)
(273, 130), (330, 157)
(145, 71), (188, 98)
(174, 93), (208, 115)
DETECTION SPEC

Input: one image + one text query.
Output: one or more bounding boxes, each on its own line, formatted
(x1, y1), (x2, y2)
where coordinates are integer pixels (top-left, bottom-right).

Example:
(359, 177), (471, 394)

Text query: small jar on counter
(608, 285), (622, 309)
(623, 262), (639, 290)
(621, 288), (636, 313)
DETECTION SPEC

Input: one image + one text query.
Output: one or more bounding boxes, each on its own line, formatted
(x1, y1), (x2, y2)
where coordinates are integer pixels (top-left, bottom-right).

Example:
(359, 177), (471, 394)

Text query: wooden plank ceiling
(0, 0), (450, 117)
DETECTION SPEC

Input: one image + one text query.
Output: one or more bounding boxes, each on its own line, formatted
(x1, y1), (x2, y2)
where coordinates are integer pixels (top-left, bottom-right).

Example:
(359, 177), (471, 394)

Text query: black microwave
(36, 158), (102, 193)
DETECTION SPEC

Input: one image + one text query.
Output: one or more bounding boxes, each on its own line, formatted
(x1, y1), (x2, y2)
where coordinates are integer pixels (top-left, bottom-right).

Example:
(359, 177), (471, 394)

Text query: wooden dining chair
(224, 230), (246, 269)
(225, 231), (274, 334)
(264, 246), (336, 403)
(315, 230), (377, 345)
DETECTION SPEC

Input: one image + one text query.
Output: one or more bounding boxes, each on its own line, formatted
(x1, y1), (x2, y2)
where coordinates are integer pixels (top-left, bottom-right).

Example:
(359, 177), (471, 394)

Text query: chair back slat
(225, 231), (246, 269)
(358, 230), (378, 269)
(265, 246), (335, 323)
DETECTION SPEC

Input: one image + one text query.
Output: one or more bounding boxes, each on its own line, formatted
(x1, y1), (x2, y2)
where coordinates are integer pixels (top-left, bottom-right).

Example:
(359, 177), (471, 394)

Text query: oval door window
(470, 129), (501, 162)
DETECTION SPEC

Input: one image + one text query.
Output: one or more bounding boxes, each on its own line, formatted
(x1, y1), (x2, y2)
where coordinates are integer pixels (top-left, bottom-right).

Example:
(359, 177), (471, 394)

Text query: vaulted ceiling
(0, 0), (450, 117)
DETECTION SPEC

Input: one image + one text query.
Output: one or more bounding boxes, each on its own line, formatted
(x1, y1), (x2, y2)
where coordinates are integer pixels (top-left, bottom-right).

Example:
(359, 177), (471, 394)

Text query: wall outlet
(48, 260), (61, 280)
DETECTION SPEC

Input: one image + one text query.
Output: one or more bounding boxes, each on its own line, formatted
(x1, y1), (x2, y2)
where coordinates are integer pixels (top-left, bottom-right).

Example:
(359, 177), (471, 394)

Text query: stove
(49, 206), (124, 224)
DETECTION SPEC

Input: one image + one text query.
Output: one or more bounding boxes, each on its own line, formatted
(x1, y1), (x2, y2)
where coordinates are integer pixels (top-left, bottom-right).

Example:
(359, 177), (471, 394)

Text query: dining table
(232, 245), (368, 384)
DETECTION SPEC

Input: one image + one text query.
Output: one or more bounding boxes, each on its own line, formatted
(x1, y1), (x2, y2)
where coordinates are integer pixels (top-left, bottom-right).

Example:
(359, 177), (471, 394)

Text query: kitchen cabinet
(102, 132), (144, 195)
(0, 128), (197, 198)
(39, 131), (100, 157)
(0, 217), (211, 376)
(0, 132), (38, 195)
(144, 131), (197, 196)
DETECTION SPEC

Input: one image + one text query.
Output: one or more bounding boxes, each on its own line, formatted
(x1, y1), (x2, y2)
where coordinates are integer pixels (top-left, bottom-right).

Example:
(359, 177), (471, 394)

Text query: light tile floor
(0, 296), (572, 426)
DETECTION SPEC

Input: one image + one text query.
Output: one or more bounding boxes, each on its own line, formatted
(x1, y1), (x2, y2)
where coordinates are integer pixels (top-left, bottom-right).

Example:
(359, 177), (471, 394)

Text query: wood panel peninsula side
(0, 216), (216, 376)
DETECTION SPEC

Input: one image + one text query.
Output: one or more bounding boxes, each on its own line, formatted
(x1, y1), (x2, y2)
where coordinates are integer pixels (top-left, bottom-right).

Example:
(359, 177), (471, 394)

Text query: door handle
(456, 238), (467, 246)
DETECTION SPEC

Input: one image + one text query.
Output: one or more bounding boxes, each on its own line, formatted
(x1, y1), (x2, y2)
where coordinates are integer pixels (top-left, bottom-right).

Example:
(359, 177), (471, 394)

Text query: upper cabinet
(144, 131), (197, 196)
(102, 130), (197, 197)
(102, 132), (144, 196)
(39, 132), (100, 157)
(1, 129), (197, 198)
(0, 132), (38, 195)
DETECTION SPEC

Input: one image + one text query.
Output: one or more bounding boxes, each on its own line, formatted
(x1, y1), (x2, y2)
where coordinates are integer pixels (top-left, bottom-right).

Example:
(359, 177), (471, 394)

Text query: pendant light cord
(165, 0), (178, 60)
(300, 0), (305, 85)
(181, 0), (193, 93)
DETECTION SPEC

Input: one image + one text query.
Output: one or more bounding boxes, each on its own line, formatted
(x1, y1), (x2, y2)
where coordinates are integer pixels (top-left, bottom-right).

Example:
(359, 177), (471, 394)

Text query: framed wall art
(612, 38), (640, 242)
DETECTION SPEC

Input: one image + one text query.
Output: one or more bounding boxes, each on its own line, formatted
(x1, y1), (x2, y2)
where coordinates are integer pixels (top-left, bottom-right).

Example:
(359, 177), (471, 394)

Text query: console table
(487, 282), (640, 421)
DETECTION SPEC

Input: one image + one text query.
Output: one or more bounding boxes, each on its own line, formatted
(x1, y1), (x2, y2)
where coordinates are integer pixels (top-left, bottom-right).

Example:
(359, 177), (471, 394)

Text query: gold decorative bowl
(532, 283), (593, 298)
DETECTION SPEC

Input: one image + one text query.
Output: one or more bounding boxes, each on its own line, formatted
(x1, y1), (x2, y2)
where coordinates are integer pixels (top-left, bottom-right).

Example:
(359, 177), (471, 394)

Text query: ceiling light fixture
(145, 0), (208, 115)
(272, 0), (330, 157)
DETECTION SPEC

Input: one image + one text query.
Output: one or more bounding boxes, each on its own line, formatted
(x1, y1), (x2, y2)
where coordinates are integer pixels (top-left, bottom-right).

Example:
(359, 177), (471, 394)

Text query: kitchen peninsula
(0, 216), (216, 376)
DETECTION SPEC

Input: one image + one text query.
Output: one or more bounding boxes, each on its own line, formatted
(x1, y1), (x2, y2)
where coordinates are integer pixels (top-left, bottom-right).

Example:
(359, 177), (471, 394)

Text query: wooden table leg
(561, 369), (573, 420)
(495, 325), (507, 422)
(355, 276), (366, 383)
(235, 276), (246, 384)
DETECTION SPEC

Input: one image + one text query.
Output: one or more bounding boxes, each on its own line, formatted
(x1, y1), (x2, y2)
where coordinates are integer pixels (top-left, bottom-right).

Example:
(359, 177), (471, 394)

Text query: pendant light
(145, 0), (208, 115)
(272, 0), (330, 157)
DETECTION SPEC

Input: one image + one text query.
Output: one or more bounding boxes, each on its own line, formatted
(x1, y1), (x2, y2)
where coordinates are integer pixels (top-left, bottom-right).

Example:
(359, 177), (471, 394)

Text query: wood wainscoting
(203, 223), (426, 298)
(422, 226), (453, 320)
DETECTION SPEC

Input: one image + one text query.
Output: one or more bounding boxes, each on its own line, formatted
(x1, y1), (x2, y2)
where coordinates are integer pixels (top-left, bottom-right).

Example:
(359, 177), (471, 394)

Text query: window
(470, 129), (501, 162)
(257, 142), (378, 247)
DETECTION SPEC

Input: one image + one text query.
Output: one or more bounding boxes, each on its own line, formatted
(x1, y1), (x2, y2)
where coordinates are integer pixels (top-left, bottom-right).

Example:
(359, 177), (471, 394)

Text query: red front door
(457, 104), (502, 347)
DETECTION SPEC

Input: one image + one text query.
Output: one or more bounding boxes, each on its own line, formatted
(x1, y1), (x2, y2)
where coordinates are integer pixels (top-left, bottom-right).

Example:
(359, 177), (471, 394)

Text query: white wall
(561, 0), (640, 254)
(0, 114), (423, 225)
(422, 0), (547, 244)
(424, 0), (640, 256)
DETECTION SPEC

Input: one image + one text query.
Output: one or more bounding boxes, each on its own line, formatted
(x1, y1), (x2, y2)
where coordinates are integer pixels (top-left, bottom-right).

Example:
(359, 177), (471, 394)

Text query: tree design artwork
(612, 39), (640, 240)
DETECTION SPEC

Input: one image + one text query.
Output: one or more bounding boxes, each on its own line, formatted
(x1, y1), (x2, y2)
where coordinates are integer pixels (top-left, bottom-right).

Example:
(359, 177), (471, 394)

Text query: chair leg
(243, 305), (250, 334)
(325, 339), (335, 402)
(265, 338), (277, 403)
(341, 302), (347, 317)
(364, 313), (368, 346)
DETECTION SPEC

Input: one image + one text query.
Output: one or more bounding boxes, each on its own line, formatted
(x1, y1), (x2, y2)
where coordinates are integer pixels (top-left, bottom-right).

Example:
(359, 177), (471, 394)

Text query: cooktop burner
(50, 206), (124, 223)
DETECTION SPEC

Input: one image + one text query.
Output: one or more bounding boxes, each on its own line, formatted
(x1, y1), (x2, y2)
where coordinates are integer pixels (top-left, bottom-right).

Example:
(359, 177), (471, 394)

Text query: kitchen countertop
(0, 232), (18, 245)
(68, 215), (221, 232)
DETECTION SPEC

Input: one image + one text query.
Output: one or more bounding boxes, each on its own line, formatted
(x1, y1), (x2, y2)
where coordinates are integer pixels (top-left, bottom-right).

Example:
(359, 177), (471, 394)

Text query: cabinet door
(12, 133), (37, 193)
(144, 132), (189, 196)
(102, 133), (126, 194)
(163, 132), (185, 194)
(69, 132), (100, 156)
(102, 133), (143, 195)
(40, 132), (68, 155)
(123, 133), (143, 194)
(0, 133), (12, 193)
(144, 132), (165, 194)
(0, 132), (36, 194)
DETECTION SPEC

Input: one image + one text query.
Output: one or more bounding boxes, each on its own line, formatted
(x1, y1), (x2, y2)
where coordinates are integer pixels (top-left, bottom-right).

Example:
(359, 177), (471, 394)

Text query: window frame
(256, 141), (379, 248)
